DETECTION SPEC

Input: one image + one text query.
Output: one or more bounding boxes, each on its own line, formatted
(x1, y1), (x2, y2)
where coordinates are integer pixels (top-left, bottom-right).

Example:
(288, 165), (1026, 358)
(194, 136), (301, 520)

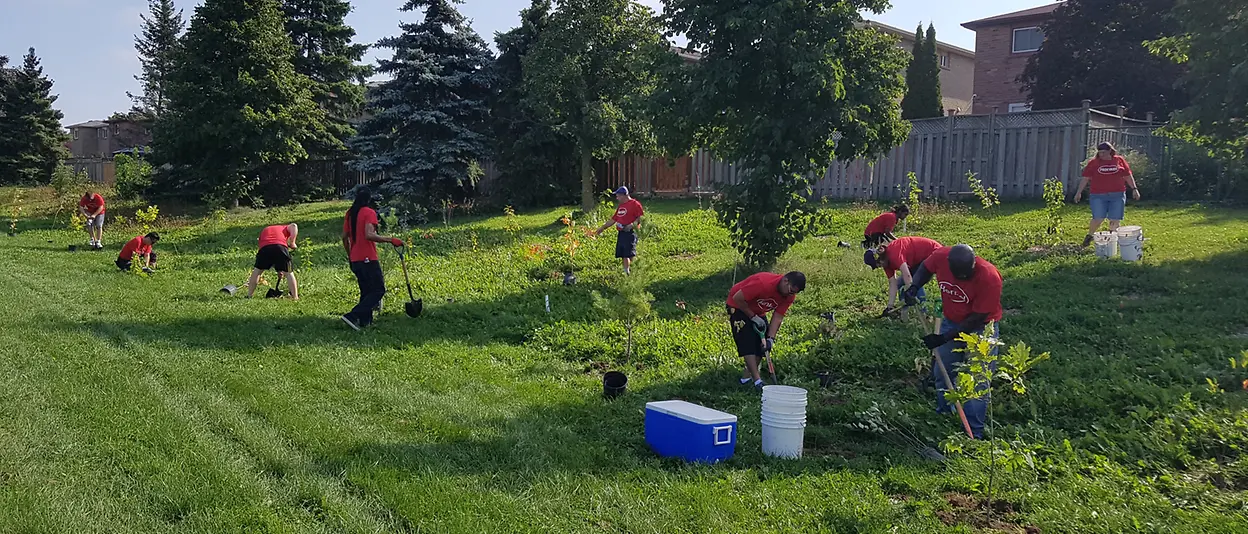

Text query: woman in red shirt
(1074, 142), (1140, 247)
(340, 187), (404, 330)
(862, 204), (910, 248)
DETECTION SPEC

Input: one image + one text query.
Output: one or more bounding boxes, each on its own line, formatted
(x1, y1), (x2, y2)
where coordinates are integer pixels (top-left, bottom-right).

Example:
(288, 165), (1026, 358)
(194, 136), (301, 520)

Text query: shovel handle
(395, 246), (416, 301)
(927, 313), (976, 440)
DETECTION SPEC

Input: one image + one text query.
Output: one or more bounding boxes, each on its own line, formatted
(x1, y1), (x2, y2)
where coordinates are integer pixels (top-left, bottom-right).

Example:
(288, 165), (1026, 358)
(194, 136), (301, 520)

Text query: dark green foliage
(1021, 0), (1185, 118)
(282, 0), (371, 157)
(0, 49), (69, 185)
(350, 0), (495, 223)
(490, 0), (579, 208)
(153, 0), (327, 206)
(901, 24), (943, 120)
(129, 0), (185, 116)
(655, 0), (910, 266)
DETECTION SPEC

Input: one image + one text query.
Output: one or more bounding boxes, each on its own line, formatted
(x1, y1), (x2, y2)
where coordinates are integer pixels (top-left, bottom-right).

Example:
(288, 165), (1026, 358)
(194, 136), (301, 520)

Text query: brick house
(962, 2), (1061, 115)
(66, 117), (153, 158)
(865, 21), (977, 115)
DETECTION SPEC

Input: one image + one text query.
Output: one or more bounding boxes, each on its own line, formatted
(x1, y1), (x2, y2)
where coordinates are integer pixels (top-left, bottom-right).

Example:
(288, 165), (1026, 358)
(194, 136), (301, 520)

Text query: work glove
(750, 315), (767, 334)
(391, 238), (404, 247)
(903, 286), (921, 306)
(763, 337), (775, 353)
(922, 333), (947, 350)
(142, 267), (155, 274)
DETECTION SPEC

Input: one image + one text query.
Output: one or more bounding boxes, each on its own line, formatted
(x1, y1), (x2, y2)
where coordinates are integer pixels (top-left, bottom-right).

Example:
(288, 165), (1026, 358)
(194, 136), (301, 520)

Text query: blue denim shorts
(1090, 192), (1126, 221)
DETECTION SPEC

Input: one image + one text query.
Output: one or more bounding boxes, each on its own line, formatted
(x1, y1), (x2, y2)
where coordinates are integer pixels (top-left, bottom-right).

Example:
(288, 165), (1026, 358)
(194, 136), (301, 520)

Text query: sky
(0, 0), (1053, 126)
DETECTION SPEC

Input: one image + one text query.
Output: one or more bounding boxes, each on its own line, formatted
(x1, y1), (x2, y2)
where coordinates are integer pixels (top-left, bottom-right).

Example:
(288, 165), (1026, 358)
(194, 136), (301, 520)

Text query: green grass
(1, 189), (1247, 533)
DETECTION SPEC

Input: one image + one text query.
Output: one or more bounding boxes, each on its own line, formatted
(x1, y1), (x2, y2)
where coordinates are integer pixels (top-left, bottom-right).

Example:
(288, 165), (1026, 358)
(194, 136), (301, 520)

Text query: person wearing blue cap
(594, 186), (644, 274)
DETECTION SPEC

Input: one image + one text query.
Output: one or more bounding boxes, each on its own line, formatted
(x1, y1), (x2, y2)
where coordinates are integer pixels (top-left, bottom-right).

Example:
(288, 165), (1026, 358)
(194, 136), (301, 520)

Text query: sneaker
(340, 315), (362, 331)
(1082, 234), (1093, 248)
(739, 377), (752, 386)
(753, 379), (766, 391)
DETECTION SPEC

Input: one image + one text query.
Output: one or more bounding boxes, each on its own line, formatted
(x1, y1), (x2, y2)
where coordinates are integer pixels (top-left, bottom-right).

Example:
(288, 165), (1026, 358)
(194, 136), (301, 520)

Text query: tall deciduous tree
(491, 0), (579, 208)
(129, 0), (185, 116)
(1021, 0), (1185, 118)
(0, 49), (69, 185)
(154, 0), (327, 206)
(522, 0), (665, 212)
(282, 0), (371, 156)
(350, 0), (494, 220)
(655, 0), (910, 266)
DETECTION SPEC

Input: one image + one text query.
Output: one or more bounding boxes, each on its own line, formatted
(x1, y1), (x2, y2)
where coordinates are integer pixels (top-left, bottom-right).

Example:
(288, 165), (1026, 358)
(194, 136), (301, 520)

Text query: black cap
(948, 244), (975, 280)
(863, 250), (879, 269)
(783, 271), (807, 292)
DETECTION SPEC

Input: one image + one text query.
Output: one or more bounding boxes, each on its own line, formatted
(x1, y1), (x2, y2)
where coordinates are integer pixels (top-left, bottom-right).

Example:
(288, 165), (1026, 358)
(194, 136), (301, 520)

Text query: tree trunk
(580, 149), (594, 213)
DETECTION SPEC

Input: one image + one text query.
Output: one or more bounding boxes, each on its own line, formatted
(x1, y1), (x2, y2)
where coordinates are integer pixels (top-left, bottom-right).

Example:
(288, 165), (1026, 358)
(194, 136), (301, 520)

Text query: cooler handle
(713, 425), (733, 445)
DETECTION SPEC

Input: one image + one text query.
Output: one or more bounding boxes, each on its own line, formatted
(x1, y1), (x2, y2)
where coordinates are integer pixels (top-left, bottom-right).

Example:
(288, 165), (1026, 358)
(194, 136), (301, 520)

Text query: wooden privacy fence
(598, 103), (1166, 200)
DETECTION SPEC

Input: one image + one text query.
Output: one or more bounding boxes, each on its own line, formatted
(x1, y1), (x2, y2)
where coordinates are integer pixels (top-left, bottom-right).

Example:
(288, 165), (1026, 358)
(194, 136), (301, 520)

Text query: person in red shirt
(864, 236), (942, 314)
(78, 189), (106, 250)
(903, 244), (1003, 438)
(725, 271), (807, 389)
(115, 232), (160, 273)
(594, 186), (644, 274)
(246, 223), (300, 300)
(862, 204), (910, 248)
(1074, 142), (1140, 247)
(340, 187), (404, 330)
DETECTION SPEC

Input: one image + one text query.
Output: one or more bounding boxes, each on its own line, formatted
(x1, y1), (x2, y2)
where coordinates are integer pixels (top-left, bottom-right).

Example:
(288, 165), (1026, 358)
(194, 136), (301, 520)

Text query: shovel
(395, 246), (423, 318)
(265, 275), (284, 299)
(758, 329), (778, 384)
(925, 312), (975, 439)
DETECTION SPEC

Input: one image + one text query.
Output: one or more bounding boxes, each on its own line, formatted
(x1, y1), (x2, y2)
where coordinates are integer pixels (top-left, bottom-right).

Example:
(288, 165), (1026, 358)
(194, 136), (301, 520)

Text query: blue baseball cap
(863, 250), (879, 269)
(614, 186), (629, 196)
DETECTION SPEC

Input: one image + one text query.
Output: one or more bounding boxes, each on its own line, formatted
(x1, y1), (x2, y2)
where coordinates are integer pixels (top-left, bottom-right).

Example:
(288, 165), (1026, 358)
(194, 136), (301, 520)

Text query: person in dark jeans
(340, 186), (403, 330)
(116, 232), (159, 273)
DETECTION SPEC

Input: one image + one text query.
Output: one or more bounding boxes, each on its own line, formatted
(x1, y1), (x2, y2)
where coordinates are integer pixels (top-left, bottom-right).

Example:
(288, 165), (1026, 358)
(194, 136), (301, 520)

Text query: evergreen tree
(282, 0), (371, 157)
(491, 0), (579, 208)
(0, 49), (69, 185)
(922, 24), (944, 118)
(154, 0), (327, 206)
(899, 25), (926, 120)
(129, 0), (186, 116)
(901, 24), (943, 120)
(350, 0), (495, 220)
(1021, 0), (1185, 117)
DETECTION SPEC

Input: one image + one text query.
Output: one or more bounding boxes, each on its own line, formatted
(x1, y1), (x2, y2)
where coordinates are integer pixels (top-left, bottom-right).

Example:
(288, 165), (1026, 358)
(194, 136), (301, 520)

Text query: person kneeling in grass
(116, 232), (160, 273)
(903, 244), (1003, 439)
(246, 223), (299, 300)
(725, 271), (806, 390)
(864, 235), (942, 316)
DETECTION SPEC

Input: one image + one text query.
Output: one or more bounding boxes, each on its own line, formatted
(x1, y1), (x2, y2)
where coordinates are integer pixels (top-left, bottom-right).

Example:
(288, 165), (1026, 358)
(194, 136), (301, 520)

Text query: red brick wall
(970, 23), (1042, 114)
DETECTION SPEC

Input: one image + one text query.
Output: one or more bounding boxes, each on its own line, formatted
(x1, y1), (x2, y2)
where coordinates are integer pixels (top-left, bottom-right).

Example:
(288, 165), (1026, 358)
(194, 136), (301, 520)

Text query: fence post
(1080, 100), (1092, 193)
(943, 114), (955, 199)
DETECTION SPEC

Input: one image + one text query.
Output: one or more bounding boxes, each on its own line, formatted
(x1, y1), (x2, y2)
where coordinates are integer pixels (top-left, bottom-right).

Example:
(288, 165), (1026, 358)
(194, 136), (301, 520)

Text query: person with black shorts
(725, 271), (807, 389)
(246, 223), (299, 299)
(593, 186), (644, 275)
(116, 232), (159, 273)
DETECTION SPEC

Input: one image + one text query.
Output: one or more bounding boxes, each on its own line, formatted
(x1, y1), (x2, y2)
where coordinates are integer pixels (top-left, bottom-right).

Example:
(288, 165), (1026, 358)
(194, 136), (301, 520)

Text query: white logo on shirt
(617, 207), (628, 216)
(1098, 164), (1121, 175)
(756, 298), (778, 311)
(939, 281), (969, 304)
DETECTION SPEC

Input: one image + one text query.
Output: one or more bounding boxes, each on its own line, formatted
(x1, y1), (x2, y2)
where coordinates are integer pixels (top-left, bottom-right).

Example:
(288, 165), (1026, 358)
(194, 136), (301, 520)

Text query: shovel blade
(404, 299), (423, 318)
(265, 289), (283, 299)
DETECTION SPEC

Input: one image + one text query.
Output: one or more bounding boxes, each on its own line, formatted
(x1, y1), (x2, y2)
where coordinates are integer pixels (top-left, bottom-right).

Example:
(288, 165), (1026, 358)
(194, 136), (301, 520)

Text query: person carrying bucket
(862, 205), (910, 249)
(116, 232), (160, 273)
(246, 223), (300, 300)
(726, 271), (807, 390)
(1074, 142), (1140, 248)
(79, 188), (106, 250)
(864, 235), (942, 315)
(593, 186), (644, 275)
(903, 244), (1002, 439)
(340, 186), (404, 331)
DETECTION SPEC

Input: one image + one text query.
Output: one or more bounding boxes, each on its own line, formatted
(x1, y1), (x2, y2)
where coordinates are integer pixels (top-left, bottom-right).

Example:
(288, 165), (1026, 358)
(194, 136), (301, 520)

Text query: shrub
(591, 273), (654, 363)
(1043, 177), (1064, 242)
(113, 154), (153, 201)
(966, 171), (1000, 210)
(50, 165), (89, 213)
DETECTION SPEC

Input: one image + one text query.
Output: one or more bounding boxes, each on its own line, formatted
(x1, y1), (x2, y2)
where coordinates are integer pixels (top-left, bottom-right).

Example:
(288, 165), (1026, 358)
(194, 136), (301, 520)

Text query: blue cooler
(644, 400), (737, 464)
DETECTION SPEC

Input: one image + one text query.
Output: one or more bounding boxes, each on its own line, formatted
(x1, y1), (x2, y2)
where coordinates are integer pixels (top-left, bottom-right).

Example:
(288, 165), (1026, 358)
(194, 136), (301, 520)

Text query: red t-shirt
(343, 207), (379, 262)
(726, 272), (796, 317)
(1081, 155), (1132, 194)
(79, 194), (105, 215)
(923, 246), (1003, 324)
(118, 235), (151, 261)
(612, 199), (644, 229)
(865, 212), (897, 236)
(883, 236), (942, 279)
(258, 225), (291, 249)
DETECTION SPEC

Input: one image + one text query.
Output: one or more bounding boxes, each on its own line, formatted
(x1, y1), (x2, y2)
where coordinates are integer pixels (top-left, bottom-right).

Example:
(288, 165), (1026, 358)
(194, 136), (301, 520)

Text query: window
(939, 54), (950, 69)
(1008, 103), (1032, 113)
(1012, 27), (1044, 53)
(72, 129), (79, 140)
(98, 128), (108, 139)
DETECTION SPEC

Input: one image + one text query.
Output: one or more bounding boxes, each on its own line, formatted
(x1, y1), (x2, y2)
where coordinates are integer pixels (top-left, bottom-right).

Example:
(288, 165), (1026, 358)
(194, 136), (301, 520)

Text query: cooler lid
(646, 400), (737, 425)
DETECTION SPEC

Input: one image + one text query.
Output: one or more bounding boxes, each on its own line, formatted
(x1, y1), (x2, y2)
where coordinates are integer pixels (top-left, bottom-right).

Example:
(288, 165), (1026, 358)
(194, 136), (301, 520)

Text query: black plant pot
(563, 271), (577, 286)
(603, 371), (627, 399)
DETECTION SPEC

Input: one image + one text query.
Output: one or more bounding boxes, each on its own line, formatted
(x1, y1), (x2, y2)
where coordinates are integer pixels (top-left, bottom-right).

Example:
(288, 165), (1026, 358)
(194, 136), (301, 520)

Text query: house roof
(66, 120), (108, 129)
(962, 2), (1062, 31)
(863, 20), (976, 58)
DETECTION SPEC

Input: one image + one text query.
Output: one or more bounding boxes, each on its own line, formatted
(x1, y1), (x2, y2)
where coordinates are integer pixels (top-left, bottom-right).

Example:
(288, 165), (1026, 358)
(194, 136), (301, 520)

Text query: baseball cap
(614, 186), (629, 196)
(1097, 142), (1115, 152)
(863, 250), (879, 269)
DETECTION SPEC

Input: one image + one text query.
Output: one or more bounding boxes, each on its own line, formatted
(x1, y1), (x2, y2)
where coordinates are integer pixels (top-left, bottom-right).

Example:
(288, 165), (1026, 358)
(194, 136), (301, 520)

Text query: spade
(395, 246), (423, 318)
(265, 275), (284, 299)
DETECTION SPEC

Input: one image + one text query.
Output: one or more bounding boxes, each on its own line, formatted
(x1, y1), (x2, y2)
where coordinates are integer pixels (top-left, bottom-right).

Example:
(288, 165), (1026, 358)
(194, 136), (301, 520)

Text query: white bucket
(1093, 231), (1118, 259)
(761, 414), (807, 427)
(762, 385), (808, 401)
(761, 423), (805, 458)
(1117, 226), (1143, 262)
(761, 404), (807, 416)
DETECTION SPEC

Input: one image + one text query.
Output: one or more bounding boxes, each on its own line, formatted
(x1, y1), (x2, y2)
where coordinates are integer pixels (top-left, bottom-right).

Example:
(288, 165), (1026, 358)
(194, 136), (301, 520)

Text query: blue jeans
(1090, 192), (1126, 221)
(933, 320), (999, 439)
(348, 260), (386, 326)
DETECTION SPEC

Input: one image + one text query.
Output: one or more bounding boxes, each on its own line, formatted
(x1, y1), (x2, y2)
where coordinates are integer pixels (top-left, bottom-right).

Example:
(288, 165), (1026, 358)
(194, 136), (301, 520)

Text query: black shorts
(727, 306), (767, 358)
(615, 230), (638, 259)
(116, 251), (157, 271)
(255, 244), (292, 272)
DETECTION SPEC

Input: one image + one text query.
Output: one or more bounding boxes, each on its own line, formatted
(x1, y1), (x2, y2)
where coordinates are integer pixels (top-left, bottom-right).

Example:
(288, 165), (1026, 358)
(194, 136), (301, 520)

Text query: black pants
(348, 260), (385, 326)
(116, 251), (157, 271)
